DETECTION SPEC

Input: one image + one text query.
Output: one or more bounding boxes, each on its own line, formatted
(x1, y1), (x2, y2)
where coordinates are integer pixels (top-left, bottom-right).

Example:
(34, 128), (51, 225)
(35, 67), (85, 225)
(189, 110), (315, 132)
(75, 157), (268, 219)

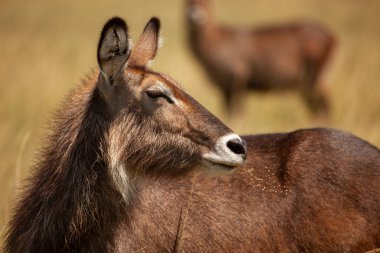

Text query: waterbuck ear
(128, 17), (161, 68)
(97, 17), (130, 83)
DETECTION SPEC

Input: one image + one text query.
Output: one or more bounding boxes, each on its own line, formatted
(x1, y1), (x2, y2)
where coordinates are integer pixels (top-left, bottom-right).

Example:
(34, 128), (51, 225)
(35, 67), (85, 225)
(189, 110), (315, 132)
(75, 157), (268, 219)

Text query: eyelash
(146, 90), (174, 104)
(146, 89), (164, 99)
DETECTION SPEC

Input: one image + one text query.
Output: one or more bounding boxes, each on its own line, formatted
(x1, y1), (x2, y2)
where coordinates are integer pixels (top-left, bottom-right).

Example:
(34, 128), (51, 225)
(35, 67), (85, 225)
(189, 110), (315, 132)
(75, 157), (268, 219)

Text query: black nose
(226, 138), (247, 159)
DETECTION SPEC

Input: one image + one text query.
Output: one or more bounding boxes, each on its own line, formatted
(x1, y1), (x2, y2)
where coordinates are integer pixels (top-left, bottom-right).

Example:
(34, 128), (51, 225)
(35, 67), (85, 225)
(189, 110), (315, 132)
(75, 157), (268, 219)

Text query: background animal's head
(96, 17), (246, 178)
(186, 0), (212, 26)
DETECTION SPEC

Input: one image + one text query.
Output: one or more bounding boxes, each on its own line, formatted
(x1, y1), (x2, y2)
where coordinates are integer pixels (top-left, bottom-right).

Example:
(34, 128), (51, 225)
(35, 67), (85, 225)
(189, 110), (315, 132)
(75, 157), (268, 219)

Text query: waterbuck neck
(6, 74), (128, 252)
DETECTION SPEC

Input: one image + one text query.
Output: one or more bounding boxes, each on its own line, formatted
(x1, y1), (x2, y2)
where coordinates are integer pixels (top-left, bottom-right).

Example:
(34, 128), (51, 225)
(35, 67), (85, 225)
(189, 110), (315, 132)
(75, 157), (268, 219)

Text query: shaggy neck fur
(5, 73), (128, 253)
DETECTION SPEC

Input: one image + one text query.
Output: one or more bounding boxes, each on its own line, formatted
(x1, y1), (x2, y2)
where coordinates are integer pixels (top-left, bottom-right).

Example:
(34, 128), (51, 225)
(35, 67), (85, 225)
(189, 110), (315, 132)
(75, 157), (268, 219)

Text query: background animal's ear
(128, 17), (161, 68)
(97, 17), (130, 83)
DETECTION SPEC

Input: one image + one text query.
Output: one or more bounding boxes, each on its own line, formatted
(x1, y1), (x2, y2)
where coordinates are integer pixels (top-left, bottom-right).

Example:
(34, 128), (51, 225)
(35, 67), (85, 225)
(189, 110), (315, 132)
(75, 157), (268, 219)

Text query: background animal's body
(187, 0), (337, 117)
(4, 17), (380, 253)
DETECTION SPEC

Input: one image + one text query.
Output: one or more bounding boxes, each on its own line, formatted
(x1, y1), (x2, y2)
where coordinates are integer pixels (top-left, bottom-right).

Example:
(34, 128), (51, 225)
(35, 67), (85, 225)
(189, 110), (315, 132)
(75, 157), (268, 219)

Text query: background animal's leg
(304, 78), (330, 119)
(302, 61), (331, 120)
(303, 36), (336, 120)
(223, 88), (239, 117)
(223, 76), (247, 118)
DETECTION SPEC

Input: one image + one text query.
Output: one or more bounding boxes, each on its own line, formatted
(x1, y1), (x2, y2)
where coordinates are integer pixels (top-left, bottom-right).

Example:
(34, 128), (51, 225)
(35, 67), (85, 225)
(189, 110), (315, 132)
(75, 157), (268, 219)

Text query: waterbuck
(5, 17), (379, 253)
(186, 0), (337, 118)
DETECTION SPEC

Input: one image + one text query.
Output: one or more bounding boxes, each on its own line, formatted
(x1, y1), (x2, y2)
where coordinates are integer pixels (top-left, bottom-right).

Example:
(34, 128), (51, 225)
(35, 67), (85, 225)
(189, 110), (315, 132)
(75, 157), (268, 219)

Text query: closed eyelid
(152, 83), (175, 98)
(147, 87), (164, 93)
(146, 86), (175, 104)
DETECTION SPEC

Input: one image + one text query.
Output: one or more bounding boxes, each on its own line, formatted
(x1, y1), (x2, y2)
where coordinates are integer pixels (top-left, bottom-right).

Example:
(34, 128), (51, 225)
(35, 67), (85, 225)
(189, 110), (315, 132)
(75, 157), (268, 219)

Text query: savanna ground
(1, 0), (380, 247)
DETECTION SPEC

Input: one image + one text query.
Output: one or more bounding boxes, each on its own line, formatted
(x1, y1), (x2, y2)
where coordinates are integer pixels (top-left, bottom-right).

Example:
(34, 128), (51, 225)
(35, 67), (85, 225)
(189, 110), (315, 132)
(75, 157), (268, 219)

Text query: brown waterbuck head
(97, 17), (246, 180)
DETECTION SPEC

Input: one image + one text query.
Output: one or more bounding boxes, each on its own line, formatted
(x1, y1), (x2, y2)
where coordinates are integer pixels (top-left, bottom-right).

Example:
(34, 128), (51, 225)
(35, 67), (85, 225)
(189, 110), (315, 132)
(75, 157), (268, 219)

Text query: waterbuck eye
(146, 89), (165, 99)
(146, 89), (174, 104)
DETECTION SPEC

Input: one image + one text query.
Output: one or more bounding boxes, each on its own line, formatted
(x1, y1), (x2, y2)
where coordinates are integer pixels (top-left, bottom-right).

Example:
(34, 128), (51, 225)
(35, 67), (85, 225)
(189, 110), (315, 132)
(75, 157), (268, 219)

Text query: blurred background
(1, 0), (380, 245)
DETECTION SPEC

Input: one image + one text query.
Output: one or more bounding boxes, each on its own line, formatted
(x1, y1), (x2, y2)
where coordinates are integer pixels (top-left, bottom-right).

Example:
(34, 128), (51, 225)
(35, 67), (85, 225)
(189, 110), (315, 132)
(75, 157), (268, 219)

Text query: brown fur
(5, 17), (379, 253)
(186, 0), (337, 117)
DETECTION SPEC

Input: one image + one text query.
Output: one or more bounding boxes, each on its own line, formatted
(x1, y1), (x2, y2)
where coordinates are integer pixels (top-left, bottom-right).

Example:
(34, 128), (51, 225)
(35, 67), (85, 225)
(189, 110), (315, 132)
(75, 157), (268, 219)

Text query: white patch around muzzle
(203, 133), (246, 167)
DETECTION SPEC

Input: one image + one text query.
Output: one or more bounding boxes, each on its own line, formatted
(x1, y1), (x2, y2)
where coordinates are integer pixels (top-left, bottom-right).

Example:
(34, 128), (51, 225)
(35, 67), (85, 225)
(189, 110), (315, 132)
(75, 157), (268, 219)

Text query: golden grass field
(1, 0), (380, 247)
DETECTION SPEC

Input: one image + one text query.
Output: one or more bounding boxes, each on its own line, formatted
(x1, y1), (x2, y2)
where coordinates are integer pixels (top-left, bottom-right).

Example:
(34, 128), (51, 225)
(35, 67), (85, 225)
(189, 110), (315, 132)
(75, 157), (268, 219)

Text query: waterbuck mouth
(202, 159), (240, 171)
(202, 133), (247, 170)
(203, 153), (245, 167)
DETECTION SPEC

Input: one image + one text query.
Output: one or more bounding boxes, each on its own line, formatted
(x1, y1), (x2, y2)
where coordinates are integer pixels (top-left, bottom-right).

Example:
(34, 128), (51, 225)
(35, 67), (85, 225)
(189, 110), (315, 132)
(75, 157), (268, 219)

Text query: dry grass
(1, 0), (380, 247)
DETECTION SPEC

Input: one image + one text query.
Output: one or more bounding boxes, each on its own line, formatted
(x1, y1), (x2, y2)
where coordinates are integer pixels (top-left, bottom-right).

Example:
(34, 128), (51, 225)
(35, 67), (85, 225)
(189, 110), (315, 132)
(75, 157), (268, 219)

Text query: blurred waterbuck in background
(186, 0), (337, 118)
(5, 17), (379, 253)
